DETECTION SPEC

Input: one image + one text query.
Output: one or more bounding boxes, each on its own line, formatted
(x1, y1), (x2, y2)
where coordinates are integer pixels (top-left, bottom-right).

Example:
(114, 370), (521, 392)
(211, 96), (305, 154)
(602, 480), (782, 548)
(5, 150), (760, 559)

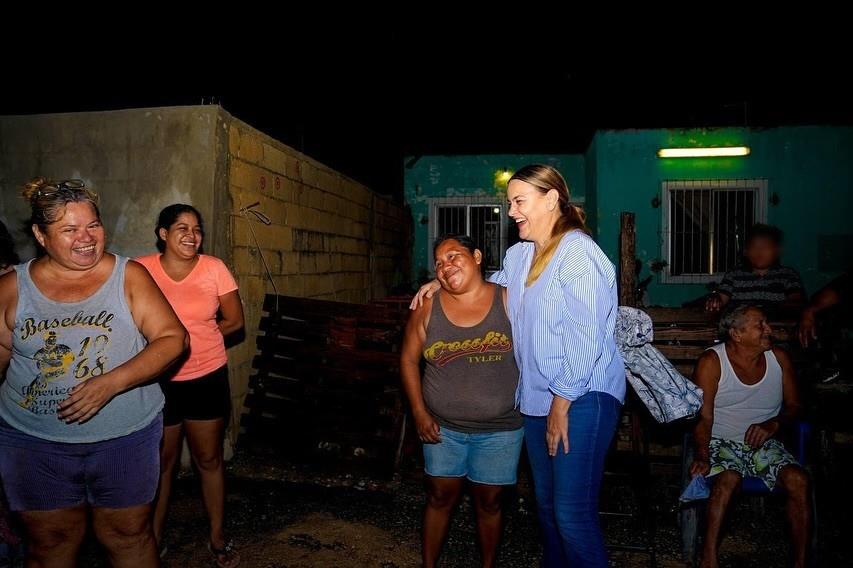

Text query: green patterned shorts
(709, 437), (798, 490)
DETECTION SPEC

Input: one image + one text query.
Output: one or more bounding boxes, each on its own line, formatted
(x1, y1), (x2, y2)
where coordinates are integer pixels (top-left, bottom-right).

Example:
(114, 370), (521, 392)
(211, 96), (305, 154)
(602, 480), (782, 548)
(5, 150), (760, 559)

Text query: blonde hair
(22, 177), (100, 231)
(509, 164), (589, 286)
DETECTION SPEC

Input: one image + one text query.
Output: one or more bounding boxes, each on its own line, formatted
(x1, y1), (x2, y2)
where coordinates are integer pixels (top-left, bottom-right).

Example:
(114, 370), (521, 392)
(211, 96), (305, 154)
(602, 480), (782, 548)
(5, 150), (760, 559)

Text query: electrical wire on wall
(238, 201), (279, 314)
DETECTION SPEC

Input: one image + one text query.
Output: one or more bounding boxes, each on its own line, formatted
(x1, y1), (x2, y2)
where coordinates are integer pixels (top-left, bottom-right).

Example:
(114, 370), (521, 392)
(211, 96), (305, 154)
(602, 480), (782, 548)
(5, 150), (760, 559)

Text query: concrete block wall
(221, 112), (408, 436)
(0, 106), (222, 260)
(0, 105), (409, 444)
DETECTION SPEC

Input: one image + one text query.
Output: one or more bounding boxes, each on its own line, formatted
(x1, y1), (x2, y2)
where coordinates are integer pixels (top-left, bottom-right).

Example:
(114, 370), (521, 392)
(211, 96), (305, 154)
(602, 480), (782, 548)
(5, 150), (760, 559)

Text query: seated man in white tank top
(689, 304), (811, 568)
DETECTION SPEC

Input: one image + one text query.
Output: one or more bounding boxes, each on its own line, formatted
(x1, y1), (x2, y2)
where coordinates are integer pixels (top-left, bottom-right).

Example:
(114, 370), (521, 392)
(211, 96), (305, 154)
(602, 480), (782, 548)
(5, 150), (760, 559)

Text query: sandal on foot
(208, 540), (240, 568)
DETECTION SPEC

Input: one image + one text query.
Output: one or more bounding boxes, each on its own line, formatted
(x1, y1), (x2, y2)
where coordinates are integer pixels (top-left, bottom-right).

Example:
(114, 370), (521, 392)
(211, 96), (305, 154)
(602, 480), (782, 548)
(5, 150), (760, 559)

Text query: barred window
(661, 179), (767, 283)
(429, 198), (509, 276)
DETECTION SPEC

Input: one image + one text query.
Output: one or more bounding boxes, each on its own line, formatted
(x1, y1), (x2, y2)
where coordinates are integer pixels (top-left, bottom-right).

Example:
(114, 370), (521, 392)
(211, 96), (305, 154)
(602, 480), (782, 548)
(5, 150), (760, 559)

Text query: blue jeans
(524, 391), (621, 568)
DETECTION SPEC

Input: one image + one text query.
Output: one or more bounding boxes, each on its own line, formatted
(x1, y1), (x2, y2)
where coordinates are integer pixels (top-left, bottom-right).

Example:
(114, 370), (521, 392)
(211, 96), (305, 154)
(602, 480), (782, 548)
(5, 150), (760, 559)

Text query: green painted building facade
(404, 126), (853, 306)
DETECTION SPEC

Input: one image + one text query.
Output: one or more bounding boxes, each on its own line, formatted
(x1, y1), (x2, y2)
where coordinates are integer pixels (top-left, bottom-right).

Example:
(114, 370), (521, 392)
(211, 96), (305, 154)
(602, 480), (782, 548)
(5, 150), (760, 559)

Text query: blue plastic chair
(680, 421), (816, 562)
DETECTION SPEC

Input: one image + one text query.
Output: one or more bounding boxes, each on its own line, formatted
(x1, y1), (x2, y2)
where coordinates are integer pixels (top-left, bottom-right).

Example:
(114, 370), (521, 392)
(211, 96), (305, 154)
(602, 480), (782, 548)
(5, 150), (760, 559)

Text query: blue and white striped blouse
(489, 230), (626, 416)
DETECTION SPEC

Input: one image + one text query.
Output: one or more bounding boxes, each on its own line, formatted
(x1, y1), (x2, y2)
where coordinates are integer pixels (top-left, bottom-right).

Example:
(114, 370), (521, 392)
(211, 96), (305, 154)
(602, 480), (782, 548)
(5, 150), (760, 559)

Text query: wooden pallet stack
(242, 294), (410, 470)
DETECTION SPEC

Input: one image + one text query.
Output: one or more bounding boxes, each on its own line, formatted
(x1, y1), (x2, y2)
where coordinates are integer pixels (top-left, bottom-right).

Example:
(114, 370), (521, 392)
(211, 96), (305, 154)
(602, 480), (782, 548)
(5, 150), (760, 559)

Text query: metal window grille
(428, 197), (510, 276)
(660, 179), (767, 284)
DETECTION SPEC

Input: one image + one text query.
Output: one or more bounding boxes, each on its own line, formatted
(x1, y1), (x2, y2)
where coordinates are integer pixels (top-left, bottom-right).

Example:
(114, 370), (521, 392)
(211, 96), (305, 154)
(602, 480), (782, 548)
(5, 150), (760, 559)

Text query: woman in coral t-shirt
(137, 204), (243, 568)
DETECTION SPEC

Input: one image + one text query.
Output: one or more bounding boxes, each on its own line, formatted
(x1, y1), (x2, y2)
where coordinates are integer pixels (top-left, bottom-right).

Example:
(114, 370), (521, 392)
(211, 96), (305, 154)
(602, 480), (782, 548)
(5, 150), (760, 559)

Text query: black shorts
(161, 366), (231, 427)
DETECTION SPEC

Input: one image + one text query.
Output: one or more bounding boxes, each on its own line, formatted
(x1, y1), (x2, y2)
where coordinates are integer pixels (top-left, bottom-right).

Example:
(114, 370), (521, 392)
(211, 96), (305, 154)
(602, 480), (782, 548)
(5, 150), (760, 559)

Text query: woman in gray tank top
(401, 235), (523, 568)
(0, 178), (187, 567)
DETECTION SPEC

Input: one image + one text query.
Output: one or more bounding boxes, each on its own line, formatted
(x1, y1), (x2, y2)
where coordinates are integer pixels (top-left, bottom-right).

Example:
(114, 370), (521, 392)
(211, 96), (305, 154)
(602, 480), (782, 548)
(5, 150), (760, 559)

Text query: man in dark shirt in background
(706, 224), (805, 319)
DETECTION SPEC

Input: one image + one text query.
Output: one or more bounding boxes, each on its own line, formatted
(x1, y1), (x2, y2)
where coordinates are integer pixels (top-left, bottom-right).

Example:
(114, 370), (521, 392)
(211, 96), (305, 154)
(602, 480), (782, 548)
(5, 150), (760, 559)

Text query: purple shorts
(0, 414), (162, 512)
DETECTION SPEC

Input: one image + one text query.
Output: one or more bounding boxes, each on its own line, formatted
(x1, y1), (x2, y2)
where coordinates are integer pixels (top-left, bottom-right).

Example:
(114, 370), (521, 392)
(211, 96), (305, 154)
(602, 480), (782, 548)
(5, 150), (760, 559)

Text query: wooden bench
(645, 306), (795, 378)
(612, 306), (799, 494)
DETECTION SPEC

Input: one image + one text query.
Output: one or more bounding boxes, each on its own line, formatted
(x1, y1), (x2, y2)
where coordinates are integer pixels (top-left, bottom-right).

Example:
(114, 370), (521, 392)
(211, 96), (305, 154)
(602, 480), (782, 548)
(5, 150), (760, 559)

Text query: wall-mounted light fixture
(657, 146), (750, 158)
(495, 168), (513, 184)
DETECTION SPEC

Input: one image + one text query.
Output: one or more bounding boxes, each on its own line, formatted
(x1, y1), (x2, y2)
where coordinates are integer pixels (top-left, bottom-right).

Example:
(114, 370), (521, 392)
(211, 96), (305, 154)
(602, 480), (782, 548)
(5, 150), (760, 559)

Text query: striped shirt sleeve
(489, 244), (523, 287)
(784, 267), (804, 294)
(550, 251), (608, 401)
(718, 271), (735, 297)
(487, 268), (508, 287)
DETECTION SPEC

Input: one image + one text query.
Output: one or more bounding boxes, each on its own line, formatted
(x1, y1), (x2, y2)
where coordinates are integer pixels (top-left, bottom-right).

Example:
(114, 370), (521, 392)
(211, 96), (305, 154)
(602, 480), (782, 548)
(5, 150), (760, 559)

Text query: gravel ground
(61, 442), (852, 567)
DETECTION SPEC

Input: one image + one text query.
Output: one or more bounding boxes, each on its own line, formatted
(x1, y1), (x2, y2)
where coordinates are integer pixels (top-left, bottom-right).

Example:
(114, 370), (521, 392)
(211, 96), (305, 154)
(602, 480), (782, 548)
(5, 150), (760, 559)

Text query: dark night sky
(2, 38), (851, 198)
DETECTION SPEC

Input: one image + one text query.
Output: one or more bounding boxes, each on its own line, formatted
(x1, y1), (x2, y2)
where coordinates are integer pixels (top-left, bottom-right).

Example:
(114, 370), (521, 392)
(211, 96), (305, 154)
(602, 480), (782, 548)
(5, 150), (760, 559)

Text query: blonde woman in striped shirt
(413, 164), (625, 567)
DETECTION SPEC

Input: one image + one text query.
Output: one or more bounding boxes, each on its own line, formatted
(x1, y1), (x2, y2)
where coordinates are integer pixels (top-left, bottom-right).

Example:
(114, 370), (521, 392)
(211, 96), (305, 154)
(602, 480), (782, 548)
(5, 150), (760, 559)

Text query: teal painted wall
(584, 136), (599, 237)
(592, 126), (853, 306)
(403, 154), (586, 281)
(402, 127), (853, 304)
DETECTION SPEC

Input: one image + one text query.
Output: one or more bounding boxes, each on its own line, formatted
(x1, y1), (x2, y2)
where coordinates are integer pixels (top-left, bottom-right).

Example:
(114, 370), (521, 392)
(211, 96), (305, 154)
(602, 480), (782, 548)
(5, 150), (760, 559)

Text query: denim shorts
(423, 426), (524, 485)
(0, 414), (162, 512)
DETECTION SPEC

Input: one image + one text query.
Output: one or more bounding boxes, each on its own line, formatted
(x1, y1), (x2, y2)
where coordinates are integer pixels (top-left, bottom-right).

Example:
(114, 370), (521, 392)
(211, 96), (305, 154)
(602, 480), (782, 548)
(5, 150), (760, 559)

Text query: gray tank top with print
(0, 256), (164, 443)
(422, 285), (522, 433)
